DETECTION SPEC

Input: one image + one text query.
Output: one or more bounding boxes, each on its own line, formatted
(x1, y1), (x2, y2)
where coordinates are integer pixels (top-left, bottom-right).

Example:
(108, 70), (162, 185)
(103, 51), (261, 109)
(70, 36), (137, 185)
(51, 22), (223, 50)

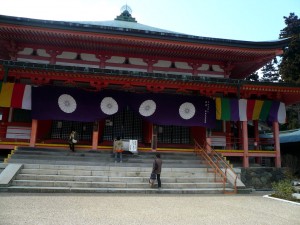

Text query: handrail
(194, 140), (237, 194)
(194, 141), (228, 193)
(205, 140), (238, 193)
(209, 135), (274, 151)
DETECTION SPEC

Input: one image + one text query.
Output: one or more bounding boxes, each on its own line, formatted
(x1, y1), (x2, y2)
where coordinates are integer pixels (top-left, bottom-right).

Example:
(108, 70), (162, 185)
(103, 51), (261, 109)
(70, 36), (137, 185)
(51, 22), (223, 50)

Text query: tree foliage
(272, 179), (295, 201)
(279, 13), (300, 83)
(280, 105), (300, 130)
(245, 71), (259, 81)
(261, 58), (281, 82)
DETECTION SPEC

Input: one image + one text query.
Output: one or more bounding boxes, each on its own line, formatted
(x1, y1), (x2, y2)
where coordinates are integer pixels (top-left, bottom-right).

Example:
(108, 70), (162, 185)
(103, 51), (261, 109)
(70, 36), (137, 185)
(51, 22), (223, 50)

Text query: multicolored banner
(0, 82), (31, 110)
(216, 97), (286, 123)
(0, 82), (287, 125)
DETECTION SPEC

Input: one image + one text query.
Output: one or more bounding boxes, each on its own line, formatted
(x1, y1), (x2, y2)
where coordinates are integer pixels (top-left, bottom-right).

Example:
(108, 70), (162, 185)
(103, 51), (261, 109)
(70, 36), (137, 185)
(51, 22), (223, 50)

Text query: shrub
(271, 179), (295, 200)
(282, 154), (299, 178)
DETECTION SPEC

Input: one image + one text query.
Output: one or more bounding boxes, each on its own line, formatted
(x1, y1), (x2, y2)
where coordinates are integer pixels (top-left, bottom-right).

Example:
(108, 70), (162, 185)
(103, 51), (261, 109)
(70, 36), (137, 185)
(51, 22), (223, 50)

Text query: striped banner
(0, 82), (14, 107)
(216, 97), (286, 123)
(216, 98), (240, 121)
(0, 82), (32, 110)
(277, 102), (286, 124)
(238, 99), (247, 121)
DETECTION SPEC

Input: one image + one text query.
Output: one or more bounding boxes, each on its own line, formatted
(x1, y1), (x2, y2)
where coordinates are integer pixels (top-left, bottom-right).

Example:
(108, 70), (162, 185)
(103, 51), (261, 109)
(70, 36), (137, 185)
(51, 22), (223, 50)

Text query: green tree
(279, 13), (300, 83)
(245, 71), (259, 81)
(261, 58), (281, 82)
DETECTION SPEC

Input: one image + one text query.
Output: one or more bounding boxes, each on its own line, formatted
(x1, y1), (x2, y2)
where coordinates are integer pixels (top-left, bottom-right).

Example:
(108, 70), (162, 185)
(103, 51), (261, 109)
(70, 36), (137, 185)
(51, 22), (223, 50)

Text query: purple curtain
(127, 92), (215, 128)
(32, 86), (216, 128)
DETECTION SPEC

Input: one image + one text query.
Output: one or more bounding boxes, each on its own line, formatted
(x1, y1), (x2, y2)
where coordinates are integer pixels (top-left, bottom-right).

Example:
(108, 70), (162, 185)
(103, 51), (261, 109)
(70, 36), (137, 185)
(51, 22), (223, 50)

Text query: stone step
(3, 146), (237, 194)
(15, 150), (197, 157)
(20, 165), (210, 172)
(7, 158), (206, 168)
(22, 164), (208, 172)
(11, 161), (229, 191)
(0, 186), (234, 194)
(16, 148), (196, 159)
(16, 174), (217, 183)
(14, 150), (197, 160)
(0, 163), (6, 173)
(19, 169), (215, 178)
(11, 154), (203, 164)
(12, 180), (228, 189)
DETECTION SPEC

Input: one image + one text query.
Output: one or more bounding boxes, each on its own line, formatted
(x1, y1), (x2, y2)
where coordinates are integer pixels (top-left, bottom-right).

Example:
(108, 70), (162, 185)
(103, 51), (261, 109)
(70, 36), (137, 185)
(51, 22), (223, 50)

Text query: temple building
(0, 7), (298, 168)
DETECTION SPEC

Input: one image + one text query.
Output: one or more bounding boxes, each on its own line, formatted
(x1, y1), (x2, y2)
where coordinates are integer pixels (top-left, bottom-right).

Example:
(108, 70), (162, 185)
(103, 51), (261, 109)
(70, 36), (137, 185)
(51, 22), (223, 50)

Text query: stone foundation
(241, 167), (288, 190)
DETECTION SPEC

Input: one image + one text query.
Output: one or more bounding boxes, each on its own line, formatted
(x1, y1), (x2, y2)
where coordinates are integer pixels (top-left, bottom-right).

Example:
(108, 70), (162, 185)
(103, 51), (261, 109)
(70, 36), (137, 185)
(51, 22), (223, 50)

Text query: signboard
(121, 139), (138, 154)
(129, 140), (138, 154)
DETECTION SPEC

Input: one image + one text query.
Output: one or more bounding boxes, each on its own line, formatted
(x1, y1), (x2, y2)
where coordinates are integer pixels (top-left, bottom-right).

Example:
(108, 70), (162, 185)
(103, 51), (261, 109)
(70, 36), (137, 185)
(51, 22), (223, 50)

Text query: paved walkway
(0, 192), (299, 225)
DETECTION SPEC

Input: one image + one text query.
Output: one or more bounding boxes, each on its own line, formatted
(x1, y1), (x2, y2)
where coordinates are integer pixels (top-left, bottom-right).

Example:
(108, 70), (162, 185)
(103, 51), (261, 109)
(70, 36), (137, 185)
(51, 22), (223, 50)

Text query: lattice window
(123, 108), (133, 139)
(157, 125), (191, 144)
(51, 120), (93, 141)
(61, 121), (73, 140)
(102, 119), (113, 141)
(172, 126), (181, 144)
(112, 111), (123, 138)
(103, 108), (142, 141)
(132, 112), (142, 141)
(181, 127), (190, 143)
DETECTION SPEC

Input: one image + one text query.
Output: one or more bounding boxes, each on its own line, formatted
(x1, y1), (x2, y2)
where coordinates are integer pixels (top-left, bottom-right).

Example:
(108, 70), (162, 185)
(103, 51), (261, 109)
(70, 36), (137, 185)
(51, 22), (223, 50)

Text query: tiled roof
(75, 20), (181, 34)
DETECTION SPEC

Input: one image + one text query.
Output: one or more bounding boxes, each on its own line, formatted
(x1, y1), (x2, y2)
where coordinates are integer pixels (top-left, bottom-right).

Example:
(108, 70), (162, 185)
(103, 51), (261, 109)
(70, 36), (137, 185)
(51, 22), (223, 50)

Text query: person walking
(152, 153), (162, 188)
(68, 130), (78, 152)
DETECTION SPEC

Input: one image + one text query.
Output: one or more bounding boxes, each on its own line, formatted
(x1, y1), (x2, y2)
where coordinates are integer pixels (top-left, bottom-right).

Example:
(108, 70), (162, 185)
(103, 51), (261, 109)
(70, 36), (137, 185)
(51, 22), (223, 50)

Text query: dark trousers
(69, 143), (75, 151)
(157, 174), (161, 188)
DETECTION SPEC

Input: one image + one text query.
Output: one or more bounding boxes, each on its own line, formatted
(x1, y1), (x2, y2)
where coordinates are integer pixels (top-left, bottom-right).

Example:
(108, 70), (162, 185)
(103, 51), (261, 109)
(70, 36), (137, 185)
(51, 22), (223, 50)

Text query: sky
(0, 0), (299, 41)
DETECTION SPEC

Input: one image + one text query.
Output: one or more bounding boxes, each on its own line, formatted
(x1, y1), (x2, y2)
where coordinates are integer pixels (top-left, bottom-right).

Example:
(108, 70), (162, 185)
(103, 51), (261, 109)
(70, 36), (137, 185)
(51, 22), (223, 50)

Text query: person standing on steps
(68, 130), (78, 152)
(152, 153), (162, 188)
(113, 137), (123, 162)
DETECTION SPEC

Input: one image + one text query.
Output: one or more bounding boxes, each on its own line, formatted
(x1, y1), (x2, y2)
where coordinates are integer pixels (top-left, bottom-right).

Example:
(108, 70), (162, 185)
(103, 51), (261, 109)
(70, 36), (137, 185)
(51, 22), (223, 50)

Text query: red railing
(209, 135), (274, 151)
(194, 140), (237, 194)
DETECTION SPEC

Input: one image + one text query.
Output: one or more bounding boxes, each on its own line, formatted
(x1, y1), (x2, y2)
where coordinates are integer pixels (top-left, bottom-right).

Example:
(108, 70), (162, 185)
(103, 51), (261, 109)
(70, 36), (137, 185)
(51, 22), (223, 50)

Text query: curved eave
(0, 19), (285, 65)
(0, 14), (290, 49)
(241, 82), (300, 105)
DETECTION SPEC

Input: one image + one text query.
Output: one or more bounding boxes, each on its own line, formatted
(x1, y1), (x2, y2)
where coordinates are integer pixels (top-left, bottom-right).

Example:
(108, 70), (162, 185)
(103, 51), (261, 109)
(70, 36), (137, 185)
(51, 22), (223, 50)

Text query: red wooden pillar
(242, 121), (249, 168)
(237, 121), (242, 149)
(143, 120), (152, 144)
(92, 121), (99, 150)
(151, 125), (157, 151)
(98, 120), (105, 145)
(191, 126), (206, 146)
(253, 120), (261, 164)
(30, 119), (38, 147)
(206, 137), (212, 154)
(225, 121), (232, 149)
(273, 122), (281, 168)
(0, 108), (9, 139)
(253, 120), (259, 149)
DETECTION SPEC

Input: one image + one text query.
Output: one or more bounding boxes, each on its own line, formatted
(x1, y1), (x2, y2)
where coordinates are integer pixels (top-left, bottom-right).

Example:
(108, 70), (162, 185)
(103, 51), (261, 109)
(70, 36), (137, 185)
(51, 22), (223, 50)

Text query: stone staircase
(0, 147), (236, 194)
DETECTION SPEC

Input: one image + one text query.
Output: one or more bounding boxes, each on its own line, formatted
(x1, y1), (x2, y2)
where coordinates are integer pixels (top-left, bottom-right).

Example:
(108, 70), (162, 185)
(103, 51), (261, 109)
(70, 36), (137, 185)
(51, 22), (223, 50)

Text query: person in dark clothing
(152, 153), (162, 188)
(68, 130), (78, 152)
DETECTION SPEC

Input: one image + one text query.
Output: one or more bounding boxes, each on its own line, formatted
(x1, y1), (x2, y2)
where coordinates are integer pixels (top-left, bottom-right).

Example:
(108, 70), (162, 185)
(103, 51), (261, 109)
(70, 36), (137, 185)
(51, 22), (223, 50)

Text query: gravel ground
(0, 192), (299, 225)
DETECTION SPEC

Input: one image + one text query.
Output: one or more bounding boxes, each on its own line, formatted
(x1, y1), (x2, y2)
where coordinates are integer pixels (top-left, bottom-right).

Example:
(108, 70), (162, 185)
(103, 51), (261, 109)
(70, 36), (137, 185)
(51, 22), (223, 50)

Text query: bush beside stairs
(0, 147), (238, 194)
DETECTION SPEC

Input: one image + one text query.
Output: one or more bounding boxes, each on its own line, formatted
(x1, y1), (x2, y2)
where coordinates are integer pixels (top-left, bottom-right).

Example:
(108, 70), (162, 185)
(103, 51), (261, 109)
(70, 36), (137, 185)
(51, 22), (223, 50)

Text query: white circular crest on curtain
(139, 100), (156, 117)
(100, 97), (118, 115)
(179, 102), (196, 120)
(58, 94), (77, 113)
